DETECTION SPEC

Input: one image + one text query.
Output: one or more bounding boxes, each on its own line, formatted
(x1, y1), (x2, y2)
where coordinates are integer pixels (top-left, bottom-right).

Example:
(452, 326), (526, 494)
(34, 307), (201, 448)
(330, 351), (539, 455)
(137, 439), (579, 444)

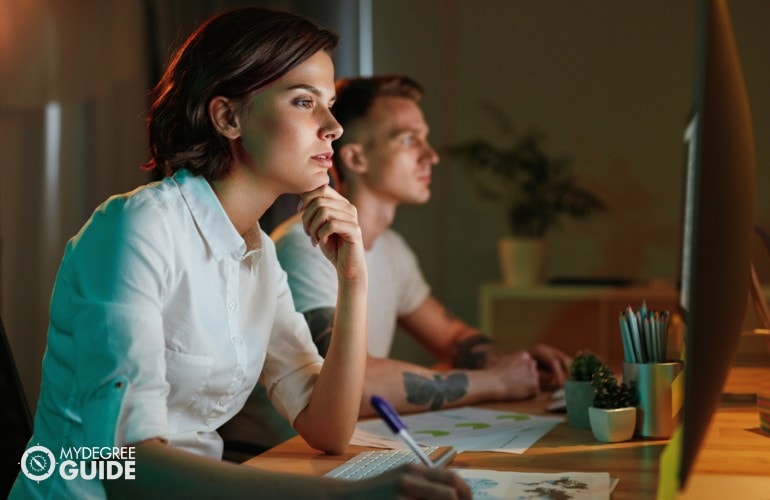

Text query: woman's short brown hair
(144, 8), (339, 181)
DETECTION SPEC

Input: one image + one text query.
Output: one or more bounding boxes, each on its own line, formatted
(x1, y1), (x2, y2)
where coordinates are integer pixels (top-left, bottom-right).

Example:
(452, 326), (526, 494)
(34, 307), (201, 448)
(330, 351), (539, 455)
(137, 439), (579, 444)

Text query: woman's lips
(312, 152), (333, 168)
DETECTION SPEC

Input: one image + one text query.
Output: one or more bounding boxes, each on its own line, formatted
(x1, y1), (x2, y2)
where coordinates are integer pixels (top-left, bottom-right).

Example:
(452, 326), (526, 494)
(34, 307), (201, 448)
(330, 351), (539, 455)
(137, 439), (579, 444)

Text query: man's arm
(397, 296), (497, 368)
(304, 305), (540, 417)
(399, 296), (571, 388)
(304, 308), (334, 357)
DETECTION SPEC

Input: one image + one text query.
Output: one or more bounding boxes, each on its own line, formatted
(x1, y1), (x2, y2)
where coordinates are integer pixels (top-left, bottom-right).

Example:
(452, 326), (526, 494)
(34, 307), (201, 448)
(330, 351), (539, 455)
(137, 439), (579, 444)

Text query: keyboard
(547, 387), (567, 412)
(325, 446), (457, 480)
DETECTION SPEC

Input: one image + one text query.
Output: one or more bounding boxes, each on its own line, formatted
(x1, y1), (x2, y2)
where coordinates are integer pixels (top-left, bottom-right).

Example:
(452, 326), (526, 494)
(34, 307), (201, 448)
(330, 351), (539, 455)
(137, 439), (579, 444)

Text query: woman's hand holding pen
(300, 185), (366, 281)
(353, 464), (472, 500)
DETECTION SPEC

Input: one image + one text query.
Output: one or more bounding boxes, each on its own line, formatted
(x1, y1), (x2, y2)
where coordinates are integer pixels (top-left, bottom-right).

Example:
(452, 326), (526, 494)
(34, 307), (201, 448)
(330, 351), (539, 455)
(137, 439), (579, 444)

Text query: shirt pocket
(164, 349), (213, 413)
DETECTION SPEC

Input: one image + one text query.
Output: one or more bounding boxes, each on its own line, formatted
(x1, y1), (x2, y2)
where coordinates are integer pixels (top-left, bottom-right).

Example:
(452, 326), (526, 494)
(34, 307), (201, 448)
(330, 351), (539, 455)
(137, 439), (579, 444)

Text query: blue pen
(370, 395), (434, 467)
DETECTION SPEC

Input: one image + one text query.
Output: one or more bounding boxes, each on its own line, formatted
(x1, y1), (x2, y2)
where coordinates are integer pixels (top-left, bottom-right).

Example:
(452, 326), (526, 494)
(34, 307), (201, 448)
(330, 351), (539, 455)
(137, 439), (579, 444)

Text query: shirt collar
(172, 169), (262, 262)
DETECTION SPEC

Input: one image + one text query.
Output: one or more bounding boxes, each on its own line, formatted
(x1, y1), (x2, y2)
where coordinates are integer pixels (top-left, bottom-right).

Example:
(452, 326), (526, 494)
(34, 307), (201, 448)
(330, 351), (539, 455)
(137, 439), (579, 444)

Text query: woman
(10, 7), (469, 499)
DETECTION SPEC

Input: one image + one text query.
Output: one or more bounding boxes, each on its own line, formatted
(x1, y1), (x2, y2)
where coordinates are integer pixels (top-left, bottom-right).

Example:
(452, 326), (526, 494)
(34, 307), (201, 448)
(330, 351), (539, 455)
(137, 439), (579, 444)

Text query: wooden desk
(244, 367), (770, 499)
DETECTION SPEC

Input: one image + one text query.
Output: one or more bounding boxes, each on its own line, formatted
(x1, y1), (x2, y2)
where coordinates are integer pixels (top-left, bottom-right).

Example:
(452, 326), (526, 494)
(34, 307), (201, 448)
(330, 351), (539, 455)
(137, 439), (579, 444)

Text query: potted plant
(564, 352), (604, 429)
(448, 103), (607, 286)
(588, 364), (639, 443)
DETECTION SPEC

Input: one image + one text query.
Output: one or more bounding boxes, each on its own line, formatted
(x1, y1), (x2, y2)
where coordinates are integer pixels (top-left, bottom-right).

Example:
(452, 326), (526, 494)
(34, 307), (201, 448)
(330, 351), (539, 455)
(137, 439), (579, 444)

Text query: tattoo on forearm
(451, 332), (493, 369)
(403, 372), (468, 411)
(303, 308), (335, 357)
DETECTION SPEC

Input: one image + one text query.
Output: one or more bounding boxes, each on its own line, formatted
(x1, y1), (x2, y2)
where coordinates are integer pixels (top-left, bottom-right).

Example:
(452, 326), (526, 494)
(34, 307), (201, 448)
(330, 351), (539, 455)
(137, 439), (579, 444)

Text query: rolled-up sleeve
(57, 195), (173, 447)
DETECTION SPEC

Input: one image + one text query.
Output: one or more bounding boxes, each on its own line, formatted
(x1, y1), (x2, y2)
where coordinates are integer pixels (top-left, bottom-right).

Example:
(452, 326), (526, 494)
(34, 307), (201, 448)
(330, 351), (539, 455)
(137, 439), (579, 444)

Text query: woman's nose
(322, 112), (343, 142)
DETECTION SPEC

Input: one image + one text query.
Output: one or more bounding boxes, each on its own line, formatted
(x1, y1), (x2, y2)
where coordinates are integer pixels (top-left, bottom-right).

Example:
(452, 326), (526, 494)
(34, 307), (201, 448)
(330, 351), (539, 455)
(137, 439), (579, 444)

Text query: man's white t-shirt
(274, 216), (431, 357)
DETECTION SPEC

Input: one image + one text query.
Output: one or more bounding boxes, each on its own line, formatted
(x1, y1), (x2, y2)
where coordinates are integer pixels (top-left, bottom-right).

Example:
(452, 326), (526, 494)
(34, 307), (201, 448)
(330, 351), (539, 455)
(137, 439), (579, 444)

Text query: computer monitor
(676, 0), (756, 490)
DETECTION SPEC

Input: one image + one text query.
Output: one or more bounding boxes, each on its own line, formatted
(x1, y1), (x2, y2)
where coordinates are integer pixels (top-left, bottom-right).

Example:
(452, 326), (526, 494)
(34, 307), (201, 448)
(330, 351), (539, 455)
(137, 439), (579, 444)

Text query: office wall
(1, 0), (768, 402)
(0, 0), (153, 411)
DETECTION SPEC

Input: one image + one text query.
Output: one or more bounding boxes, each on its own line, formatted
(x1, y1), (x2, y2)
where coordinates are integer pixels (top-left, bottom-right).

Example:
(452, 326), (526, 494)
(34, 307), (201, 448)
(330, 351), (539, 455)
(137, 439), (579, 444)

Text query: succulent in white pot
(589, 365), (639, 443)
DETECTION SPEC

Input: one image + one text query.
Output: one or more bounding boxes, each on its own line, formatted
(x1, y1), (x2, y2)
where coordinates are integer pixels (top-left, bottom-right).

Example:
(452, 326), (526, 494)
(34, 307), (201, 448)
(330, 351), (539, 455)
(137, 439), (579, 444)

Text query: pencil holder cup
(622, 360), (683, 438)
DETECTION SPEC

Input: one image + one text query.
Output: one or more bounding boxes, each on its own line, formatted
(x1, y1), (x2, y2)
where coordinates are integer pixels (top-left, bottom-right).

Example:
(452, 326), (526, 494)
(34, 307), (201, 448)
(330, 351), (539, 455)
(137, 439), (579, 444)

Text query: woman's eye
(295, 98), (313, 109)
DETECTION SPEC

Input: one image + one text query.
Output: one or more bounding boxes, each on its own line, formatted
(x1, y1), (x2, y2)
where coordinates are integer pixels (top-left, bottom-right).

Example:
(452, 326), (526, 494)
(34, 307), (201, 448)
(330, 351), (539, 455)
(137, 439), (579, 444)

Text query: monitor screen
(676, 0), (756, 489)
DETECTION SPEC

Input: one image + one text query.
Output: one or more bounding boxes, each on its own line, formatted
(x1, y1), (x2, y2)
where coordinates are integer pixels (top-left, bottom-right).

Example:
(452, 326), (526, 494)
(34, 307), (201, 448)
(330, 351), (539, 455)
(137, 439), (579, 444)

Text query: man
(272, 75), (571, 417)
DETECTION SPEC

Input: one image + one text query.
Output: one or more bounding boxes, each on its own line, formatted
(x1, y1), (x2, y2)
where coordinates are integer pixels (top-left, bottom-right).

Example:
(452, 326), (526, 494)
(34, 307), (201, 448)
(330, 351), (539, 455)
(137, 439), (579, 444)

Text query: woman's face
(234, 50), (342, 195)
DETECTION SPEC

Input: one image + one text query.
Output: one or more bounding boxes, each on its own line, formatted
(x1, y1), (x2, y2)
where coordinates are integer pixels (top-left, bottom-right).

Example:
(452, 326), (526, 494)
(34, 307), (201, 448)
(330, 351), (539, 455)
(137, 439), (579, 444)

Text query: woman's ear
(338, 143), (367, 175)
(209, 96), (241, 140)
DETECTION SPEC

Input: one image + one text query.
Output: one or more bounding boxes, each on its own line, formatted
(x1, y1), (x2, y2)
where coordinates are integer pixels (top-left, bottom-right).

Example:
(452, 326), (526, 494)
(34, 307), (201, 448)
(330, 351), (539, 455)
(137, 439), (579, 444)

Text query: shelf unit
(480, 284), (681, 367)
(479, 283), (770, 367)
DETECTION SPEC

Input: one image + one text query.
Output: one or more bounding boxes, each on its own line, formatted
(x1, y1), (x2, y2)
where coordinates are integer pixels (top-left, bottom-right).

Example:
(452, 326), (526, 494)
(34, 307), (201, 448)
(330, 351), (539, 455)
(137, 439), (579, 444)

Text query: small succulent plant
(591, 364), (639, 410)
(568, 352), (604, 382)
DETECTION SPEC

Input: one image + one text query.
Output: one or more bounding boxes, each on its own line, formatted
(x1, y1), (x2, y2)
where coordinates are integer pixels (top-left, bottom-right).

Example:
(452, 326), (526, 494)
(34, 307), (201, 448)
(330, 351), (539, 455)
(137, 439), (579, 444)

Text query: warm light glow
(0, 0), (11, 70)
(0, 2), (11, 71)
(0, 0), (40, 76)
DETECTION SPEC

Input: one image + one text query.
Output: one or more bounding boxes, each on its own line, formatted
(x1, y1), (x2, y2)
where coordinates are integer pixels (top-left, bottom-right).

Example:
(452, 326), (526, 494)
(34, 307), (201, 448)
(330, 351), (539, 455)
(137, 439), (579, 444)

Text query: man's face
(356, 96), (439, 205)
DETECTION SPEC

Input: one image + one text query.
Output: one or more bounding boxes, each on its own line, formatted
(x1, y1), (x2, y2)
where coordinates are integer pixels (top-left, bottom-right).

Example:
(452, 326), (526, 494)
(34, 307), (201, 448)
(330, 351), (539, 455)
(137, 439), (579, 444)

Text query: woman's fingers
(397, 465), (472, 500)
(303, 204), (357, 246)
(301, 186), (360, 247)
(298, 186), (365, 278)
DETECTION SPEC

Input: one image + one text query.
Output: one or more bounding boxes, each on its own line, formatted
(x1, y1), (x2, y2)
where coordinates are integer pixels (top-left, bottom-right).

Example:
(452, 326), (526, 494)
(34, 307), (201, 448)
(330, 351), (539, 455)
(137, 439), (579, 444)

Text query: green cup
(622, 360), (684, 438)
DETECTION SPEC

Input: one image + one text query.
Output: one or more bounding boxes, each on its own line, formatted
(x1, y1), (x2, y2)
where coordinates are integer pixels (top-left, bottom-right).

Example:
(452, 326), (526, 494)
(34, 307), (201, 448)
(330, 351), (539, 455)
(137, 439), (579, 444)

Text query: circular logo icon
(20, 445), (56, 482)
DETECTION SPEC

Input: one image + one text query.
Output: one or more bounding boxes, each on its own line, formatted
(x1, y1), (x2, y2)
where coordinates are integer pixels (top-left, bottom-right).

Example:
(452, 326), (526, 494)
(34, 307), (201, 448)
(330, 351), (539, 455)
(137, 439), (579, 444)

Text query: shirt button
(228, 302), (237, 310)
(235, 369), (243, 378)
(231, 336), (242, 345)
(218, 397), (227, 406)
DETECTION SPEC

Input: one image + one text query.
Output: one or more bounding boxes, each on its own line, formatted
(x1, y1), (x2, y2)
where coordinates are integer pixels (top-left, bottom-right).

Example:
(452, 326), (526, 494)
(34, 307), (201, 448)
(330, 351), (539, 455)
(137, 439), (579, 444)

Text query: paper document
(454, 469), (614, 500)
(353, 406), (562, 453)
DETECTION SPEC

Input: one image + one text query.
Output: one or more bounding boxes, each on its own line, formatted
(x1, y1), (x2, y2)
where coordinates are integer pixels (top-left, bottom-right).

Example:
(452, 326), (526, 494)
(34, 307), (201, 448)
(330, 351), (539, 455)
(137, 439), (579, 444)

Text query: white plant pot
(498, 237), (546, 287)
(588, 406), (636, 443)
